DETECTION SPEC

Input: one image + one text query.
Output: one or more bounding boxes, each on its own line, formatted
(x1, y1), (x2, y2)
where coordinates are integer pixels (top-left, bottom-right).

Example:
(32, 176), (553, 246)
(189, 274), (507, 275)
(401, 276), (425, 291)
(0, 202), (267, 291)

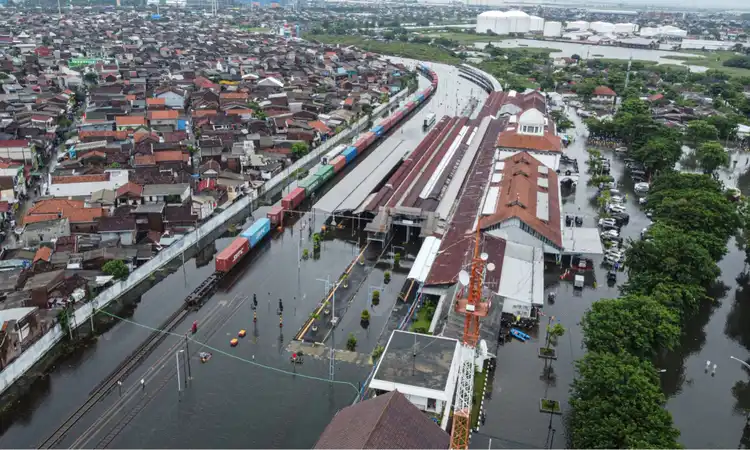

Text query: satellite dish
(480, 252), (489, 261)
(458, 270), (470, 286)
(487, 263), (496, 272)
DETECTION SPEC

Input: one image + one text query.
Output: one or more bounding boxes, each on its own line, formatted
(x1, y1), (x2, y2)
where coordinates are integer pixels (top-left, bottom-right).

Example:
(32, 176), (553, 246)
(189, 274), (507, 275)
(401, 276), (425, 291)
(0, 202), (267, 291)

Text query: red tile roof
(594, 85), (616, 96)
(147, 98), (166, 106)
(308, 120), (331, 134)
(51, 174), (109, 184)
(33, 247), (52, 263)
(24, 199), (104, 224)
(134, 155), (156, 166)
(115, 116), (146, 126)
(154, 151), (188, 163)
(148, 110), (179, 120)
(496, 129), (562, 153)
(480, 152), (562, 248)
(79, 131), (130, 140)
(0, 140), (30, 148)
(116, 182), (143, 197)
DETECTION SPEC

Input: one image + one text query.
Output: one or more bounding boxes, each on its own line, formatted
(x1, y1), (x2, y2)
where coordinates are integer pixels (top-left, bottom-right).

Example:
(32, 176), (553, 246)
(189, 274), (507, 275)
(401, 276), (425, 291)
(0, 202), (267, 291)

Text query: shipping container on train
(240, 217), (271, 248)
(267, 205), (284, 226)
(342, 146), (357, 164)
(316, 164), (335, 183)
(299, 174), (322, 195)
(281, 187), (305, 210)
(215, 237), (250, 273)
(330, 155), (346, 173)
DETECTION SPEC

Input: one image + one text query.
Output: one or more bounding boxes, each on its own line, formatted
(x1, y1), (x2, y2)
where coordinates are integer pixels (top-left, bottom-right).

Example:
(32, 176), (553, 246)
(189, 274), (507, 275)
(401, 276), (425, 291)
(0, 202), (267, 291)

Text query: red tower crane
(450, 226), (490, 450)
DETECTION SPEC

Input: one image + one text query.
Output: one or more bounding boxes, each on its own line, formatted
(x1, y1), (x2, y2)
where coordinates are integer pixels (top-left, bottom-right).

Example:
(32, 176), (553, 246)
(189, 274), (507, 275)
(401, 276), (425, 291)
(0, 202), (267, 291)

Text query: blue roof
(336, 68), (347, 75)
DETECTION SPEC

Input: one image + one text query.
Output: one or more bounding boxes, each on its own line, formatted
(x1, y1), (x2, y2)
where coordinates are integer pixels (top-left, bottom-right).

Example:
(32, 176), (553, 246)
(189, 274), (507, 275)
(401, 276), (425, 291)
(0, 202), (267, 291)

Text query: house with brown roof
(592, 85), (617, 103)
(116, 182), (144, 206)
(147, 109), (179, 128)
(315, 389), (450, 449)
(47, 169), (129, 198)
(24, 199), (104, 233)
(115, 115), (146, 130)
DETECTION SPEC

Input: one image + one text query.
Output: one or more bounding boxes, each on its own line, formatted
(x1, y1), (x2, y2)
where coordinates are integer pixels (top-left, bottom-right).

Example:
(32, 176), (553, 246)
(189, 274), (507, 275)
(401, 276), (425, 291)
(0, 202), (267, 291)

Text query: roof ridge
(365, 390), (398, 448)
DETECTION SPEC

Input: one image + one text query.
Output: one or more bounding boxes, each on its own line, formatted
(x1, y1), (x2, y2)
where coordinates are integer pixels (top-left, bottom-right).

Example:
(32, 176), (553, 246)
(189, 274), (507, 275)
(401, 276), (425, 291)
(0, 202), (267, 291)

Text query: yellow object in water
(230, 338), (239, 347)
(238, 329), (247, 338)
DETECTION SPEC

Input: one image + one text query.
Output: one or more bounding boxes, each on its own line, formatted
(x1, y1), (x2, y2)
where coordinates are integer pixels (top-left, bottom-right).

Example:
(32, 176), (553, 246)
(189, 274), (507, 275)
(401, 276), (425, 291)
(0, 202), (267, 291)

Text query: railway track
(74, 296), (248, 449)
(38, 304), (191, 449)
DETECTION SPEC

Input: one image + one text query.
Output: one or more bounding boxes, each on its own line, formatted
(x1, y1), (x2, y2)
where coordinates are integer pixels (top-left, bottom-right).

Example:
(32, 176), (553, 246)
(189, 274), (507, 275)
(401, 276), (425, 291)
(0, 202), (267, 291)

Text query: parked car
(634, 182), (650, 193)
(615, 147), (628, 154)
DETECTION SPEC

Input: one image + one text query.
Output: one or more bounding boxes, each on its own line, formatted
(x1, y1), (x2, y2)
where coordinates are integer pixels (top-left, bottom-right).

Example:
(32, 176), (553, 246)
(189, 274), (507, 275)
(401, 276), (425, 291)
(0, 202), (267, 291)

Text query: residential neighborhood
(0, 8), (414, 368)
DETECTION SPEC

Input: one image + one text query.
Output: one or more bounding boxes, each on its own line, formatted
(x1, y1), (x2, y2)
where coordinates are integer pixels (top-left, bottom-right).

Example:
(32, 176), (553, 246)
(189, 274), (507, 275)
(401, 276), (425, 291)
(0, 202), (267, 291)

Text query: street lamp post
(731, 356), (750, 371)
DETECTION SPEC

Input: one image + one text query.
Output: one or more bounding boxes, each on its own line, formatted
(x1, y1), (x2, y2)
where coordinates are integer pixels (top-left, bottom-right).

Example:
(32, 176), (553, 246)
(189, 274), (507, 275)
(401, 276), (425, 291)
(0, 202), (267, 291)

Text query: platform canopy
(407, 236), (442, 283)
(562, 227), (604, 255)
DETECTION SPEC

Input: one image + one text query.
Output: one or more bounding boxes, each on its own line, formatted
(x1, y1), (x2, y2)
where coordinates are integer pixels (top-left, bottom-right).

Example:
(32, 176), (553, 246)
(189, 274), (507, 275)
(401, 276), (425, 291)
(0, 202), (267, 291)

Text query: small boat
(510, 328), (530, 342)
(230, 338), (239, 347)
(199, 352), (212, 363)
(238, 329), (247, 338)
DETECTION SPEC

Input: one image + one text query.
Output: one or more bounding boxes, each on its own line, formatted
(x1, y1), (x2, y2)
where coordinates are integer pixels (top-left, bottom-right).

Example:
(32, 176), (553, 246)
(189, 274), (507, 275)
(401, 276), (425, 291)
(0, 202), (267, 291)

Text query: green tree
(631, 137), (682, 174)
(573, 79), (597, 101)
(346, 333), (357, 351)
(102, 260), (129, 280)
(581, 296), (680, 358)
(695, 141), (729, 174)
(291, 142), (310, 159)
(84, 72), (98, 84)
(624, 224), (719, 312)
(569, 352), (680, 449)
(706, 114), (740, 141)
(685, 120), (719, 146)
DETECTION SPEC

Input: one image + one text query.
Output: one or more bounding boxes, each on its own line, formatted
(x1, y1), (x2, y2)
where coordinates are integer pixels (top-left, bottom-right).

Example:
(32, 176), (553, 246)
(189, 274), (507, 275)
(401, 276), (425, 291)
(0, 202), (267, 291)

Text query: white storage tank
(590, 21), (615, 33)
(505, 10), (530, 33)
(639, 26), (659, 37)
(543, 21), (562, 37)
(476, 11), (509, 35)
(614, 22), (637, 34)
(529, 15), (545, 32)
(566, 20), (589, 31)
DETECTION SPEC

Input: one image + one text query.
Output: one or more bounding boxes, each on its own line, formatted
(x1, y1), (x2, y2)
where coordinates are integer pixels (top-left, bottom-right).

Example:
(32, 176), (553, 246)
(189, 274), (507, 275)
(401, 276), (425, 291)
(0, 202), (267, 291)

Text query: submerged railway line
(33, 64), (441, 449)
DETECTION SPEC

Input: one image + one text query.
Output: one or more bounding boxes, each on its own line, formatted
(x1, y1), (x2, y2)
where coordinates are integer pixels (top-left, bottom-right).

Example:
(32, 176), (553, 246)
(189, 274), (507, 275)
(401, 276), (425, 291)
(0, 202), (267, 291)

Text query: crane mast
(450, 226), (490, 450)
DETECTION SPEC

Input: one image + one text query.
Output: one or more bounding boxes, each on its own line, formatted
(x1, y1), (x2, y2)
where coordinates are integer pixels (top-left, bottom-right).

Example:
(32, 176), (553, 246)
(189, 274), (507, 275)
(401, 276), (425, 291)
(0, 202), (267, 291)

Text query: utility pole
(175, 351), (182, 393)
(185, 334), (192, 382)
(316, 276), (335, 382)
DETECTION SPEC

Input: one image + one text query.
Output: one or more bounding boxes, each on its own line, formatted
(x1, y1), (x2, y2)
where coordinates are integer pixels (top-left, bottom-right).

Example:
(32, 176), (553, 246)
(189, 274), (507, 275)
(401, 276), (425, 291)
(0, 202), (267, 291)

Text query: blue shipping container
(372, 125), (384, 136)
(241, 218), (271, 248)
(417, 94), (425, 102)
(342, 146), (357, 163)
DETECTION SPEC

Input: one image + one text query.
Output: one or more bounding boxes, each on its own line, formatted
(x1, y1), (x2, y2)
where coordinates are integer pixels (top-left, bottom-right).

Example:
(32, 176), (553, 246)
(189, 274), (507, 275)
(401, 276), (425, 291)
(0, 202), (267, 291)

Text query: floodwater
(472, 39), (709, 72)
(0, 62), (487, 449)
(471, 108), (750, 449)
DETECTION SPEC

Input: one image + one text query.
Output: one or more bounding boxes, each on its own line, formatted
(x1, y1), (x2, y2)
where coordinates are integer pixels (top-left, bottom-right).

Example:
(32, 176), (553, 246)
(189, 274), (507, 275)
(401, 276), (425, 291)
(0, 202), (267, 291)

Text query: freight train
(201, 64), (436, 287)
(267, 64), (439, 227)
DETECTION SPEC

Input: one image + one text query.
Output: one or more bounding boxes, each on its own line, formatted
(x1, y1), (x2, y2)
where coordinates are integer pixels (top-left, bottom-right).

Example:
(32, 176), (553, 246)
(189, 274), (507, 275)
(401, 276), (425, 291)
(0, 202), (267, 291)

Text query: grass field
(305, 34), (461, 64)
(661, 50), (750, 78)
(409, 306), (433, 333)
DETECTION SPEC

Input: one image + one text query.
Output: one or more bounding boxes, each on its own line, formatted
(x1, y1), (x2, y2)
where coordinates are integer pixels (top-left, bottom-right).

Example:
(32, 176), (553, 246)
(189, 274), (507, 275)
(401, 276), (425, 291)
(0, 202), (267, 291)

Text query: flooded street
(0, 62), (486, 449)
(472, 107), (750, 449)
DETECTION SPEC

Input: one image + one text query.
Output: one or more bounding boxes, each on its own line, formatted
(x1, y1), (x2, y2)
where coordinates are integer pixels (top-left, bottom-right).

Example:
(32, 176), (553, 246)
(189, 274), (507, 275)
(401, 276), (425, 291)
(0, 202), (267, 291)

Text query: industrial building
(639, 25), (688, 38)
(543, 21), (563, 37)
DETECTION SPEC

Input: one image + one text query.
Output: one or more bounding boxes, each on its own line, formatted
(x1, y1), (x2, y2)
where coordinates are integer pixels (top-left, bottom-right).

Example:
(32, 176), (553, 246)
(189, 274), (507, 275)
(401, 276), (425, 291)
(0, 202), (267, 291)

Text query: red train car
(281, 187), (306, 210)
(216, 237), (250, 272)
(267, 205), (284, 226)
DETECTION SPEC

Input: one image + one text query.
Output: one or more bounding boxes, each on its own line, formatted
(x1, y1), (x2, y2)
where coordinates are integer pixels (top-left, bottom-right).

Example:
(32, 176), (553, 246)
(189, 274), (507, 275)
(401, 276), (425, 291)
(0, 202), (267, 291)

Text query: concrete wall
(0, 86), (411, 397)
